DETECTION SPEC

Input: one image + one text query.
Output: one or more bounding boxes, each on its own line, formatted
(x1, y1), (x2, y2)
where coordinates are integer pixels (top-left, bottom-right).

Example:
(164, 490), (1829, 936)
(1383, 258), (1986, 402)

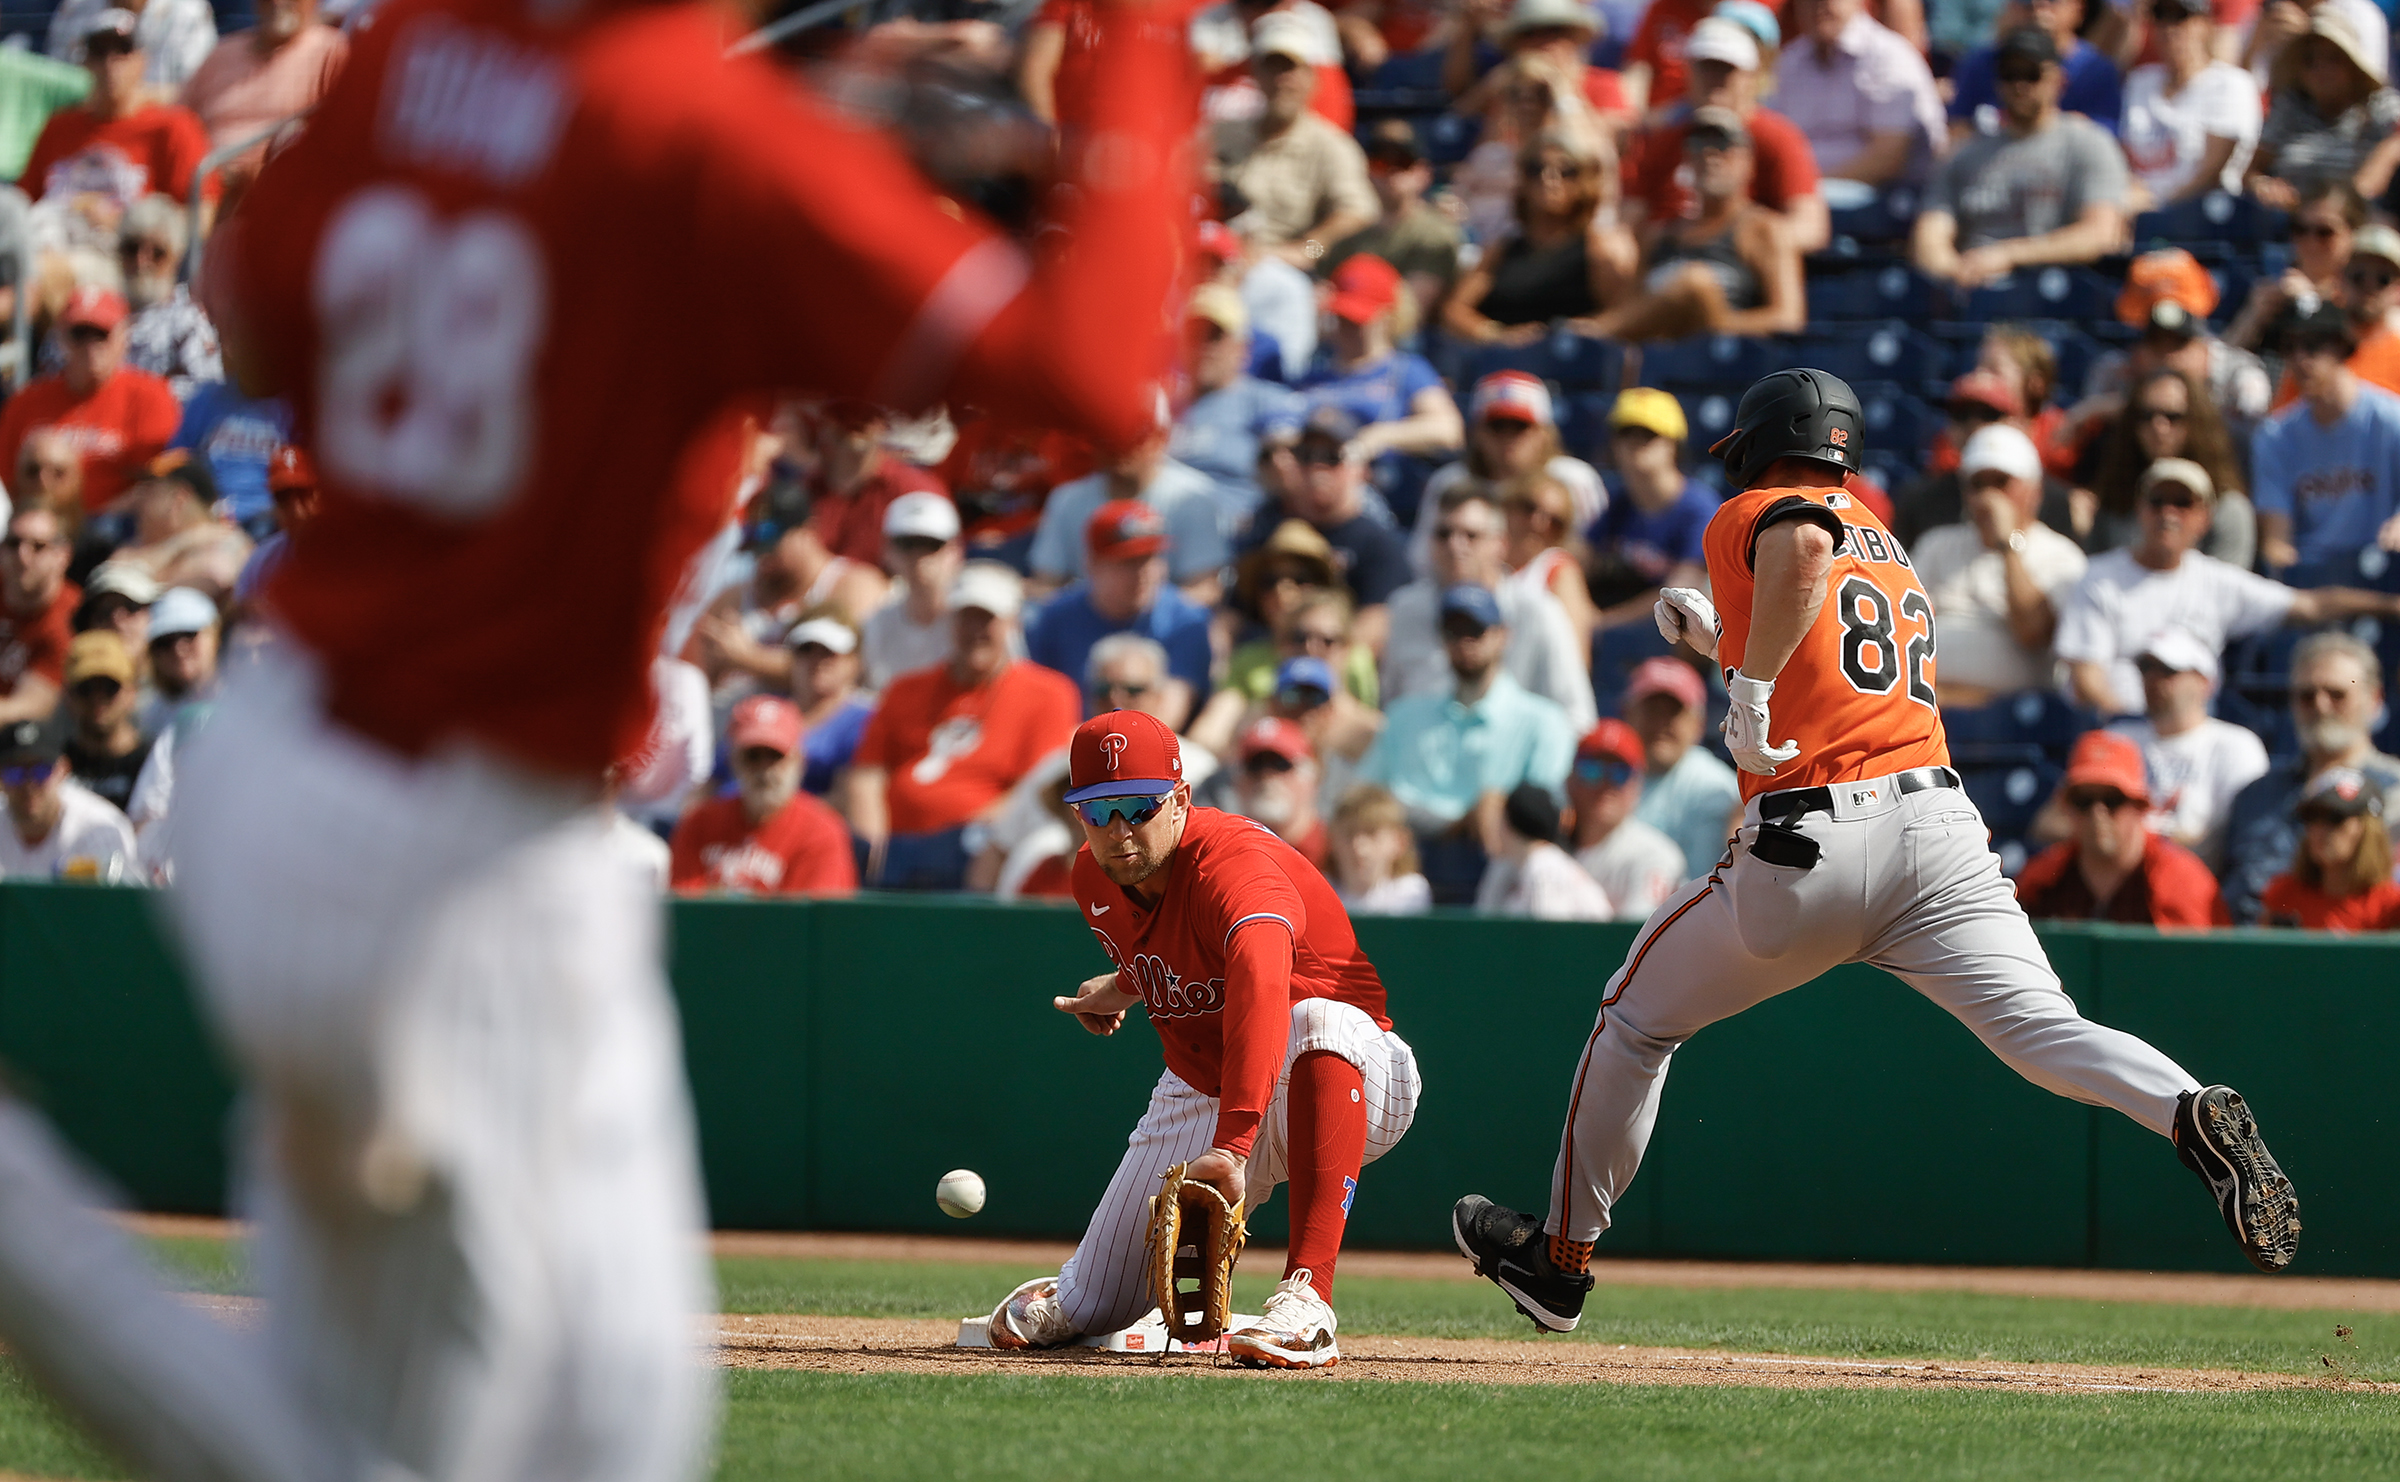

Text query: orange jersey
(1703, 484), (1951, 799)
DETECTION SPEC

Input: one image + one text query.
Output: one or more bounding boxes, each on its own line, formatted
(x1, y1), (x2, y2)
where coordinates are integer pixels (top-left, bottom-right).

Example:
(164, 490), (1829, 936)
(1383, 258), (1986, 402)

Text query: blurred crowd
(0, 0), (2398, 932)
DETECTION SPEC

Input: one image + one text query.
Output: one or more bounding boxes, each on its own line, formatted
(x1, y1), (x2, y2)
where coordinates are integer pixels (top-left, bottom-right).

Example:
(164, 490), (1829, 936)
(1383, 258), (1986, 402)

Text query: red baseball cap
(1624, 656), (1707, 712)
(60, 286), (126, 333)
(266, 445), (317, 495)
(727, 694), (804, 756)
(1237, 716), (1315, 766)
(2062, 730), (2151, 806)
(1066, 709), (1185, 803)
(1576, 718), (1645, 771)
(1086, 498), (1168, 562)
(1470, 370), (1554, 428)
(1326, 254), (1401, 324)
(1197, 220), (1243, 262)
(1947, 370), (2023, 419)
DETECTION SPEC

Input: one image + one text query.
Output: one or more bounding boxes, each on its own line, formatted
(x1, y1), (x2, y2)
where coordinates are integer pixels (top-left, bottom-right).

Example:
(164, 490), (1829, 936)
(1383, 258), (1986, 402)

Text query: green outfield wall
(0, 883), (2391, 1276)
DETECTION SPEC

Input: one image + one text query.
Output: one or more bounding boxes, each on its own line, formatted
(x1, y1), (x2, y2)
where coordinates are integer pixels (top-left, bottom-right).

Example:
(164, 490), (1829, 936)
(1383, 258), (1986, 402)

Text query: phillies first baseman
(1454, 369), (2302, 1332)
(0, 1), (1188, 1477)
(989, 710), (1421, 1369)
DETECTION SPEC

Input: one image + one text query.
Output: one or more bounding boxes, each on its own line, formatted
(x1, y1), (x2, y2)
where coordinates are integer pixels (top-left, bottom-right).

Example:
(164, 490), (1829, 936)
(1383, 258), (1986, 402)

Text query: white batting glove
(1722, 672), (1801, 777)
(1653, 587), (1721, 659)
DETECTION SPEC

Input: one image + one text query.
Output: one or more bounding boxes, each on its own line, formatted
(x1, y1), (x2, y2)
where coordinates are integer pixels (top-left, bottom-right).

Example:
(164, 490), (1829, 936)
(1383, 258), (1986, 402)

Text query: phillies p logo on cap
(1064, 711), (1183, 804)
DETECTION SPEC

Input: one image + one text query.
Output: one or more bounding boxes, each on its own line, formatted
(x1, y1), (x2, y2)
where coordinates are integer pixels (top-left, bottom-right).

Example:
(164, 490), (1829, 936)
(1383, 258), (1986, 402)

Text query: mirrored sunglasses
(1075, 793), (1171, 828)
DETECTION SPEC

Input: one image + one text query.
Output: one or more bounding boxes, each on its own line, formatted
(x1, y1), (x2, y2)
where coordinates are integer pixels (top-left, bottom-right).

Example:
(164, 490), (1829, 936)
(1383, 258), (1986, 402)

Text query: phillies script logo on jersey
(1120, 953), (1227, 1019)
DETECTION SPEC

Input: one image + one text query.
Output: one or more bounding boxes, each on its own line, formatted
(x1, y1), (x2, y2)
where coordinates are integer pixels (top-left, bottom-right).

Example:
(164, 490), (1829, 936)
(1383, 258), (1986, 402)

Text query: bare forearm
(1832, 132), (1915, 187)
(1742, 523), (1835, 680)
(1912, 213), (1961, 278)
(1996, 211), (2126, 269)
(2286, 587), (2400, 625)
(845, 768), (890, 841)
(2000, 553), (2056, 650)
(2066, 660), (2119, 711)
(0, 678), (57, 726)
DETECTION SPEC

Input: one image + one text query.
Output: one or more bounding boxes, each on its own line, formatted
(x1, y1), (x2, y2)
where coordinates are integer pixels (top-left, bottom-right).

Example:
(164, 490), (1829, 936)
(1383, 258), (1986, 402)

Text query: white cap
(2139, 626), (2221, 685)
(1959, 424), (2043, 485)
(947, 560), (1024, 620)
(787, 617), (860, 655)
(83, 561), (162, 606)
(1250, 11), (1317, 63)
(883, 491), (961, 543)
(147, 587), (219, 640)
(2137, 456), (2216, 504)
(1683, 16), (1760, 70)
(1503, 0), (1600, 36)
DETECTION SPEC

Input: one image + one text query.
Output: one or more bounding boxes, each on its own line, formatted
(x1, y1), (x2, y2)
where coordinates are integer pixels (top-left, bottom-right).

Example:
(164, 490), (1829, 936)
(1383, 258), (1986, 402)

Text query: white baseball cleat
(988, 1277), (1078, 1350)
(1227, 1270), (1340, 1369)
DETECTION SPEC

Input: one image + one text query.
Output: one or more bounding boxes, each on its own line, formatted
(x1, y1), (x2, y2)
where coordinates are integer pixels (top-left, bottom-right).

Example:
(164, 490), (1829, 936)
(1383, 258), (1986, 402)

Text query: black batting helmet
(1708, 368), (1865, 489)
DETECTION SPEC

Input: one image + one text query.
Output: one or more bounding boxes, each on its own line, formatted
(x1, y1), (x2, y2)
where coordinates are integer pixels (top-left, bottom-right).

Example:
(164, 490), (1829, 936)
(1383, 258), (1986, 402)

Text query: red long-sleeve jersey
(1073, 808), (1389, 1157)
(214, 0), (1185, 776)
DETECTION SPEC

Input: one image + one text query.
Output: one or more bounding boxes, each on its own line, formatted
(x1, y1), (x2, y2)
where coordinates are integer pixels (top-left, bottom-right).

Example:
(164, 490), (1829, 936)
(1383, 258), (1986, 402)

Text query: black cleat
(2173, 1085), (2301, 1274)
(1451, 1195), (1595, 1333)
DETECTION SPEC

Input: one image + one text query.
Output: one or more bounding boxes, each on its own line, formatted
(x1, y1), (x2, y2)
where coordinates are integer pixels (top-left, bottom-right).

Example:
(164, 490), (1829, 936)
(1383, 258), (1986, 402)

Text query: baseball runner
(0, 2), (1186, 1478)
(988, 710), (1421, 1369)
(1454, 370), (2303, 1333)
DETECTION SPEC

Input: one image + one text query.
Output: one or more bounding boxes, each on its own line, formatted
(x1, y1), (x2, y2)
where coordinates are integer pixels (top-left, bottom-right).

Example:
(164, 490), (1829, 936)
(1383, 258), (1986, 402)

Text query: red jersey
(1703, 482), (1950, 799)
(0, 371), (183, 513)
(812, 453), (948, 567)
(19, 104), (215, 208)
(1624, 0), (1713, 109)
(1626, 106), (1818, 224)
(2017, 835), (2230, 928)
(852, 659), (1081, 834)
(216, 0), (1182, 778)
(668, 791), (856, 895)
(1075, 806), (1389, 1156)
(2260, 874), (2400, 932)
(0, 584), (79, 694)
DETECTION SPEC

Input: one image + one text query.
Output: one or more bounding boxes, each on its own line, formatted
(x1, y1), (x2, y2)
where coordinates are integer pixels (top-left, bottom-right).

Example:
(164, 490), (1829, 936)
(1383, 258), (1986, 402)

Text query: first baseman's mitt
(1146, 1162), (1247, 1343)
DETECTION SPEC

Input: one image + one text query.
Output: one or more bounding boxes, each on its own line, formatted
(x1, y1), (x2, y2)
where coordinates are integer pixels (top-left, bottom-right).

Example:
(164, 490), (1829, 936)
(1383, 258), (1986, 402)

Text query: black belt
(1757, 766), (1961, 826)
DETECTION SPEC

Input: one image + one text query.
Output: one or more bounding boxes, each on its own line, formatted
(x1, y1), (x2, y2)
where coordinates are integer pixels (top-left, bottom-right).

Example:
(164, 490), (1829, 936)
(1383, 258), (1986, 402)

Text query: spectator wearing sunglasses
(1232, 406), (1411, 656)
(0, 715), (136, 882)
(2220, 631), (2400, 922)
(1358, 584), (1576, 902)
(1321, 122), (1462, 323)
(1410, 371), (1603, 581)
(59, 630), (151, 814)
(860, 492), (969, 692)
(2245, 5), (2399, 209)
(2225, 178), (2362, 353)
(2259, 766), (2400, 930)
(1441, 130), (1633, 345)
(668, 695), (856, 897)
(1231, 717), (1330, 869)
(1915, 29), (2130, 293)
(2055, 446), (2400, 715)
(112, 195), (218, 400)
(138, 585), (217, 736)
(2018, 731), (2228, 926)
(2111, 629), (2270, 873)
(1908, 425), (2089, 709)
(0, 505), (78, 729)
(2069, 251), (2272, 455)
(1027, 501), (1212, 727)
(1566, 718), (1685, 919)
(2252, 286), (2400, 568)
(1585, 390), (1718, 629)
(1947, 0), (2123, 139)
(2077, 367), (2254, 565)
(785, 612), (874, 800)
(0, 287), (179, 518)
(2260, 222), (2400, 414)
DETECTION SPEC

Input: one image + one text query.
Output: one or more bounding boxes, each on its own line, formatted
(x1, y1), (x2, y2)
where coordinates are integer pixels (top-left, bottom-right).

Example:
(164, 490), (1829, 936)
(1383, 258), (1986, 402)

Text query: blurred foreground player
(1453, 369), (2303, 1335)
(989, 711), (1420, 1368)
(0, 0), (1188, 1477)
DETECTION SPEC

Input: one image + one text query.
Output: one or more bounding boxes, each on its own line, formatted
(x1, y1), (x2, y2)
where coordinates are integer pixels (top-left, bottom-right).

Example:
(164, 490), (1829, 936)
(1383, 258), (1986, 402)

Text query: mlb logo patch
(1825, 491), (1851, 508)
(1340, 1176), (1357, 1218)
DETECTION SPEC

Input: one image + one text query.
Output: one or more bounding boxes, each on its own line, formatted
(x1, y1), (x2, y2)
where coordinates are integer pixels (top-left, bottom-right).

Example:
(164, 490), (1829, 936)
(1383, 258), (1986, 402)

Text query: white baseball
(935, 1168), (986, 1219)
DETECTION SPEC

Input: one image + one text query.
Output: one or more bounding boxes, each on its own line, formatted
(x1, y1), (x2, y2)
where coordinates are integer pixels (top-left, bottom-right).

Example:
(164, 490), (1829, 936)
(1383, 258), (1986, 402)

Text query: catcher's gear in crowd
(2173, 1086), (2302, 1273)
(1147, 1161), (1247, 1342)
(1652, 587), (1721, 659)
(1708, 368), (1866, 488)
(1722, 672), (1801, 777)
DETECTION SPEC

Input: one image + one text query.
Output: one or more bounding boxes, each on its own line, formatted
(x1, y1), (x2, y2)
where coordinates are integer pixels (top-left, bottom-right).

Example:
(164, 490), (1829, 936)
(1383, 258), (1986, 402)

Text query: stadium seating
(1805, 263), (1940, 323)
(1789, 323), (1945, 390)
(1943, 691), (2096, 768)
(1591, 623), (1675, 720)
(1462, 333), (1625, 394)
(1958, 267), (2118, 326)
(1636, 334), (1791, 388)
(2129, 191), (2290, 252)
(1960, 760), (2061, 877)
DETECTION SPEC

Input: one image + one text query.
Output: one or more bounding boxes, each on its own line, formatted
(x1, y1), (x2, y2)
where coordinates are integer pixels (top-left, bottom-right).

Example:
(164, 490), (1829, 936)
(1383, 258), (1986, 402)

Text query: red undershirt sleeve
(1210, 918), (1293, 1160)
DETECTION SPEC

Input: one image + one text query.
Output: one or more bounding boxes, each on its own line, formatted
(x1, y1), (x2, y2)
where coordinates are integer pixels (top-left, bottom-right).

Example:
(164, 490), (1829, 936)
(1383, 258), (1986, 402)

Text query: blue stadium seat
(1959, 267), (2117, 325)
(2131, 191), (2289, 250)
(1805, 264), (1939, 322)
(1961, 760), (2061, 871)
(1463, 333), (1624, 391)
(1790, 323), (1945, 388)
(1943, 691), (2095, 768)
(1655, 383), (1748, 448)
(1637, 334), (1790, 387)
(1556, 389), (1615, 462)
(1360, 48), (1448, 92)
(1854, 383), (1939, 457)
(1592, 623), (1676, 718)
(1825, 185), (1923, 246)
(1421, 111), (1482, 166)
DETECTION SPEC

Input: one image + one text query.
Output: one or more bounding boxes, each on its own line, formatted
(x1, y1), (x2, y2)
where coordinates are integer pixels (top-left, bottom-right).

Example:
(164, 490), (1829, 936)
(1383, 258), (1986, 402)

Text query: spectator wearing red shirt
(1622, 19), (1830, 252)
(669, 696), (856, 896)
(2018, 730), (2231, 926)
(18, 11), (214, 242)
(0, 288), (181, 515)
(0, 506), (80, 727)
(846, 561), (1082, 890)
(807, 402), (952, 569)
(2259, 766), (2400, 930)
(1229, 716), (1330, 869)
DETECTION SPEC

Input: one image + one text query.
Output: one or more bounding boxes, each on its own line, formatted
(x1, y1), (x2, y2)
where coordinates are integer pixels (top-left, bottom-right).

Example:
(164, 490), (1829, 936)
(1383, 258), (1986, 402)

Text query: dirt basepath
(133, 1214), (2400, 1315)
(716, 1314), (2393, 1394)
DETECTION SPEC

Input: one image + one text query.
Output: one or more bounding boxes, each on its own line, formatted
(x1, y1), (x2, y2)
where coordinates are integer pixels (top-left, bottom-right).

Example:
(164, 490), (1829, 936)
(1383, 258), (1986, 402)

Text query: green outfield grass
(20, 1232), (2371, 1482)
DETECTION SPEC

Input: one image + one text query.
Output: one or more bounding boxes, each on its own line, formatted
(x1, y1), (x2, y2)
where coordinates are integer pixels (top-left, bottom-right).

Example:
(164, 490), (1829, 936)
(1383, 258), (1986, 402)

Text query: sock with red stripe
(1283, 1050), (1368, 1302)
(1548, 1236), (1594, 1276)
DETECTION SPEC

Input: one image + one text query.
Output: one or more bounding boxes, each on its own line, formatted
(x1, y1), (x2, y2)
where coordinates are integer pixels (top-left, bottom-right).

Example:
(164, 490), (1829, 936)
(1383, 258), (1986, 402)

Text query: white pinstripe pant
(1055, 998), (1420, 1336)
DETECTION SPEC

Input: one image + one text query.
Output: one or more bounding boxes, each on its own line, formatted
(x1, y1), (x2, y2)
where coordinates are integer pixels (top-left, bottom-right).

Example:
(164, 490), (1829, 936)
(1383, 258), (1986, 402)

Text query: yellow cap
(1608, 387), (1688, 442)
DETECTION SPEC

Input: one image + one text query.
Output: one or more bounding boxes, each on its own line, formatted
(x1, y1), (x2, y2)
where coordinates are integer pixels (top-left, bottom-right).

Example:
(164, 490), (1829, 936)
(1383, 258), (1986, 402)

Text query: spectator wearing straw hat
(1567, 717), (1687, 915)
(1910, 424), (2089, 706)
(2017, 730), (2228, 926)
(2259, 766), (2400, 930)
(2245, 5), (2400, 207)
(2251, 288), (2400, 567)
